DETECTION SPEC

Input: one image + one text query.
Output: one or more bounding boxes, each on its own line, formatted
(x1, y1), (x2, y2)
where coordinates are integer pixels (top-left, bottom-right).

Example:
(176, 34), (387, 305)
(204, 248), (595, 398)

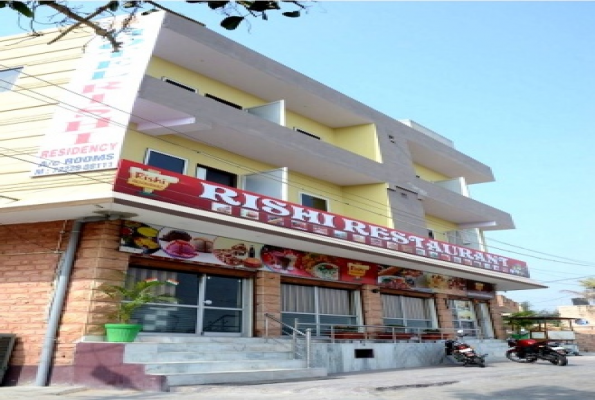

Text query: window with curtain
(281, 284), (357, 335)
(382, 295), (432, 328)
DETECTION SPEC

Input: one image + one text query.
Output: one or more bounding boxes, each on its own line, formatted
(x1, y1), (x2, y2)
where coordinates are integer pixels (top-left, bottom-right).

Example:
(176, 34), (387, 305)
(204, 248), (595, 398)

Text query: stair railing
(264, 313), (312, 368)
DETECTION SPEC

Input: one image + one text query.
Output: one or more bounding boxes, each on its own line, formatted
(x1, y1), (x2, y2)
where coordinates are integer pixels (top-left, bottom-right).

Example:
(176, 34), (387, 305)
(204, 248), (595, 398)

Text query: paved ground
(3, 354), (595, 400)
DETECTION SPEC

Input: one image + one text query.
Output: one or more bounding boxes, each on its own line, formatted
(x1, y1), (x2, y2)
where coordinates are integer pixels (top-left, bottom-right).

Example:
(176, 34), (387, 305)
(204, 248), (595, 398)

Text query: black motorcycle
(445, 332), (487, 367)
(506, 338), (568, 366)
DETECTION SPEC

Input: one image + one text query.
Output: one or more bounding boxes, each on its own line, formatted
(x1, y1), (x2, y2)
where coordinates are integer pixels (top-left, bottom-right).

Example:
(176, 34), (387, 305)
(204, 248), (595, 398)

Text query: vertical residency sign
(31, 12), (165, 176)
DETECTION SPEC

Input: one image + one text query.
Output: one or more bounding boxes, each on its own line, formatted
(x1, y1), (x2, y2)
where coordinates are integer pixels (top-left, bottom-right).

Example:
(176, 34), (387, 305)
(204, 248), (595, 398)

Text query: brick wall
(0, 219), (130, 379)
(0, 221), (71, 369)
(69, 220), (130, 340)
(494, 294), (521, 314)
(489, 297), (506, 339)
(575, 329), (595, 352)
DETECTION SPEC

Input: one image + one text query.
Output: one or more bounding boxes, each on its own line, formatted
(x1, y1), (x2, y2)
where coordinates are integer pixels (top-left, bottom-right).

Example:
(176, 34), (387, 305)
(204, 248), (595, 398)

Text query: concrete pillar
(254, 270), (281, 337)
(489, 297), (507, 339)
(361, 285), (383, 327)
(434, 293), (454, 332)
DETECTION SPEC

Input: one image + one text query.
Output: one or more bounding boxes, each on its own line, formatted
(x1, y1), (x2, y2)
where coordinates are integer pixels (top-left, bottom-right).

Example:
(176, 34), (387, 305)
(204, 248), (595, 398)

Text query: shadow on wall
(74, 343), (164, 391)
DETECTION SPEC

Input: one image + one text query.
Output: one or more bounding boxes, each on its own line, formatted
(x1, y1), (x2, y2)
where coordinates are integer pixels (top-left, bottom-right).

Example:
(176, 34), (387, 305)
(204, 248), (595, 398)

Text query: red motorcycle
(445, 333), (486, 367)
(506, 338), (568, 366)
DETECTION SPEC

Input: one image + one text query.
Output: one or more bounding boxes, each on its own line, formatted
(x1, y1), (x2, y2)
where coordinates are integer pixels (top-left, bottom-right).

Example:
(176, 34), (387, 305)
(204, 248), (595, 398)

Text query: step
(144, 359), (306, 374)
(126, 349), (293, 363)
(124, 342), (293, 361)
(164, 367), (328, 387)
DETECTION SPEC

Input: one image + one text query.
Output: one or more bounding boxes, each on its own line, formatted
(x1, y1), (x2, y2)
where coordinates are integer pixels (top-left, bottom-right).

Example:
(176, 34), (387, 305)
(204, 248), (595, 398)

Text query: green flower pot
(105, 324), (142, 342)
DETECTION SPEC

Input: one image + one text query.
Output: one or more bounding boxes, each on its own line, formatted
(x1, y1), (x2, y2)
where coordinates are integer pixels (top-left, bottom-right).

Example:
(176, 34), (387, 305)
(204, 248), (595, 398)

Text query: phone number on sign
(55, 162), (115, 172)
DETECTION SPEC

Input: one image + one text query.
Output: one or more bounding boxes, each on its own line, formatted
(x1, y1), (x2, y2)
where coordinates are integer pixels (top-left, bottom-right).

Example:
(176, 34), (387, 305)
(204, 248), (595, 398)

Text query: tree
(503, 303), (561, 333)
(503, 310), (536, 334)
(0, 1), (310, 51)
(561, 277), (595, 305)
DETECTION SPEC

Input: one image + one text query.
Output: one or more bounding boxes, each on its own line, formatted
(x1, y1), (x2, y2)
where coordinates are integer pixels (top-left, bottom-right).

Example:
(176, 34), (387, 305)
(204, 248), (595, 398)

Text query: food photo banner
(377, 266), (494, 298)
(113, 159), (529, 278)
(120, 221), (494, 298)
(119, 220), (378, 284)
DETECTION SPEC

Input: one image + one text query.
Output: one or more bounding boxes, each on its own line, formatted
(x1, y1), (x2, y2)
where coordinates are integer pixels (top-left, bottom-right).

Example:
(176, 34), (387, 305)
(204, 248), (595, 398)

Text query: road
(3, 354), (595, 400)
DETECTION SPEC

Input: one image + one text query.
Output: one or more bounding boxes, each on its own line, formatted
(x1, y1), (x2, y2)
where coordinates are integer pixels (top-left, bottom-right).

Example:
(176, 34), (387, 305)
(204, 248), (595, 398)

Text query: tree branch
(45, 2), (122, 51)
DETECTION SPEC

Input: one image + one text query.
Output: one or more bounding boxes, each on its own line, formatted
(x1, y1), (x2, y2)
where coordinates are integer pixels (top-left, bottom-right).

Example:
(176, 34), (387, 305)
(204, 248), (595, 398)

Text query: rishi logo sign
(31, 13), (165, 176)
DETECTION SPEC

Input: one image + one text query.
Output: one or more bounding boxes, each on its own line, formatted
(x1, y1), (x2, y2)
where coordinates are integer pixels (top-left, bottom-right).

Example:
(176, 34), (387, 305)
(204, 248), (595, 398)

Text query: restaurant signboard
(113, 159), (530, 278)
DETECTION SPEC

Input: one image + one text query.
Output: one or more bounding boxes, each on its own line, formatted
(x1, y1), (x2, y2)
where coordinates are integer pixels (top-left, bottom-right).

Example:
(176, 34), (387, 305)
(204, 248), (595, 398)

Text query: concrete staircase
(123, 336), (327, 390)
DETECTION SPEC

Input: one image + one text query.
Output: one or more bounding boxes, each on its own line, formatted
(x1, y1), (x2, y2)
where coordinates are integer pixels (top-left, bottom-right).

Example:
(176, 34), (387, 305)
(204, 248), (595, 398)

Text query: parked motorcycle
(445, 332), (487, 367)
(506, 338), (568, 366)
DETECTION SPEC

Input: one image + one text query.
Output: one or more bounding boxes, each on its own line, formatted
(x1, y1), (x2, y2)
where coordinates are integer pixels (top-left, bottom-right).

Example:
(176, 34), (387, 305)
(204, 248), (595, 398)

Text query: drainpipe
(35, 217), (105, 386)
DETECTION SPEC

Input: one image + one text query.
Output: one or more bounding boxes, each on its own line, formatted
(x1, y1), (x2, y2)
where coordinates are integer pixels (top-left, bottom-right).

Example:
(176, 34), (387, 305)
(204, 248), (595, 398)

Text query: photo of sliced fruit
(120, 221), (161, 254)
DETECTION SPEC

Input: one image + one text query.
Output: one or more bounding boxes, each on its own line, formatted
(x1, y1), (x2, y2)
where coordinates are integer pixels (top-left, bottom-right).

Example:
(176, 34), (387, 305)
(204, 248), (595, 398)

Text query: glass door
(129, 267), (247, 336)
(450, 299), (478, 335)
(198, 275), (244, 336)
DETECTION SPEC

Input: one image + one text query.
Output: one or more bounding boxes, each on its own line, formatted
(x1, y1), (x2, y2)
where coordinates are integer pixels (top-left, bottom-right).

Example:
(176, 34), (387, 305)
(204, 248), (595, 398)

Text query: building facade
(0, 12), (544, 388)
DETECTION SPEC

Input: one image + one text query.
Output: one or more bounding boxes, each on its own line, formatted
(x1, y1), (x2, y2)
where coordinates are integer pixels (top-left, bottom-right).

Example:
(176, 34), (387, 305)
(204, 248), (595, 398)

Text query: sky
(1, 1), (594, 311)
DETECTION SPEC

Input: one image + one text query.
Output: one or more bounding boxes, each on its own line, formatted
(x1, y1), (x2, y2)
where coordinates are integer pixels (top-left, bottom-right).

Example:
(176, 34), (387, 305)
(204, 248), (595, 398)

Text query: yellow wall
(0, 30), (117, 203)
(336, 124), (382, 163)
(146, 57), (264, 108)
(121, 129), (394, 226)
(425, 215), (458, 242)
(146, 57), (380, 161)
(343, 184), (392, 227)
(122, 129), (347, 215)
(286, 171), (345, 215)
(414, 164), (450, 182)
(121, 130), (277, 179)
(287, 112), (335, 143)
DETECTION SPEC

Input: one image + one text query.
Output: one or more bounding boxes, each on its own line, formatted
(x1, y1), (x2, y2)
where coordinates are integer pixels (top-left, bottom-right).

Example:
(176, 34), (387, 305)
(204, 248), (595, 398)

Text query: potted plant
(99, 275), (177, 342)
(330, 325), (365, 340)
(377, 325), (412, 340)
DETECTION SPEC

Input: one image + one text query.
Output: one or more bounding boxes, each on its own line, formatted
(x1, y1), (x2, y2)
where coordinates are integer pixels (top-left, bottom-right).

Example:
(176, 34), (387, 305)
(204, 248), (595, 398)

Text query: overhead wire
(1, 52), (591, 272)
(2, 68), (592, 271)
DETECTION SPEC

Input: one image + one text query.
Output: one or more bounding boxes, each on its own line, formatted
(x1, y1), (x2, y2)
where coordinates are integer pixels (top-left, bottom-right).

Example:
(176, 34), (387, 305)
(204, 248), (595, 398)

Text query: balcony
(130, 75), (388, 187)
(413, 179), (515, 231)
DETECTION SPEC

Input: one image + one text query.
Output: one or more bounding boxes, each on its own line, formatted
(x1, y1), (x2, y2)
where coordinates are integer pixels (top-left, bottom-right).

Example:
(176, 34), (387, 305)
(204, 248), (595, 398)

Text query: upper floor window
(197, 164), (237, 187)
(205, 93), (243, 109)
(161, 77), (197, 93)
(294, 127), (321, 140)
(300, 193), (329, 212)
(0, 67), (23, 93)
(145, 150), (187, 174)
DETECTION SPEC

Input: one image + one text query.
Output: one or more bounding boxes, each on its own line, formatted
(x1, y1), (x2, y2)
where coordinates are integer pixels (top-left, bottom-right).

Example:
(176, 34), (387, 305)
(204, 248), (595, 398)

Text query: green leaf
(220, 16), (244, 30)
(185, 1), (229, 9)
(282, 11), (300, 18)
(108, 1), (119, 12)
(249, 1), (279, 12)
(10, 1), (33, 18)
